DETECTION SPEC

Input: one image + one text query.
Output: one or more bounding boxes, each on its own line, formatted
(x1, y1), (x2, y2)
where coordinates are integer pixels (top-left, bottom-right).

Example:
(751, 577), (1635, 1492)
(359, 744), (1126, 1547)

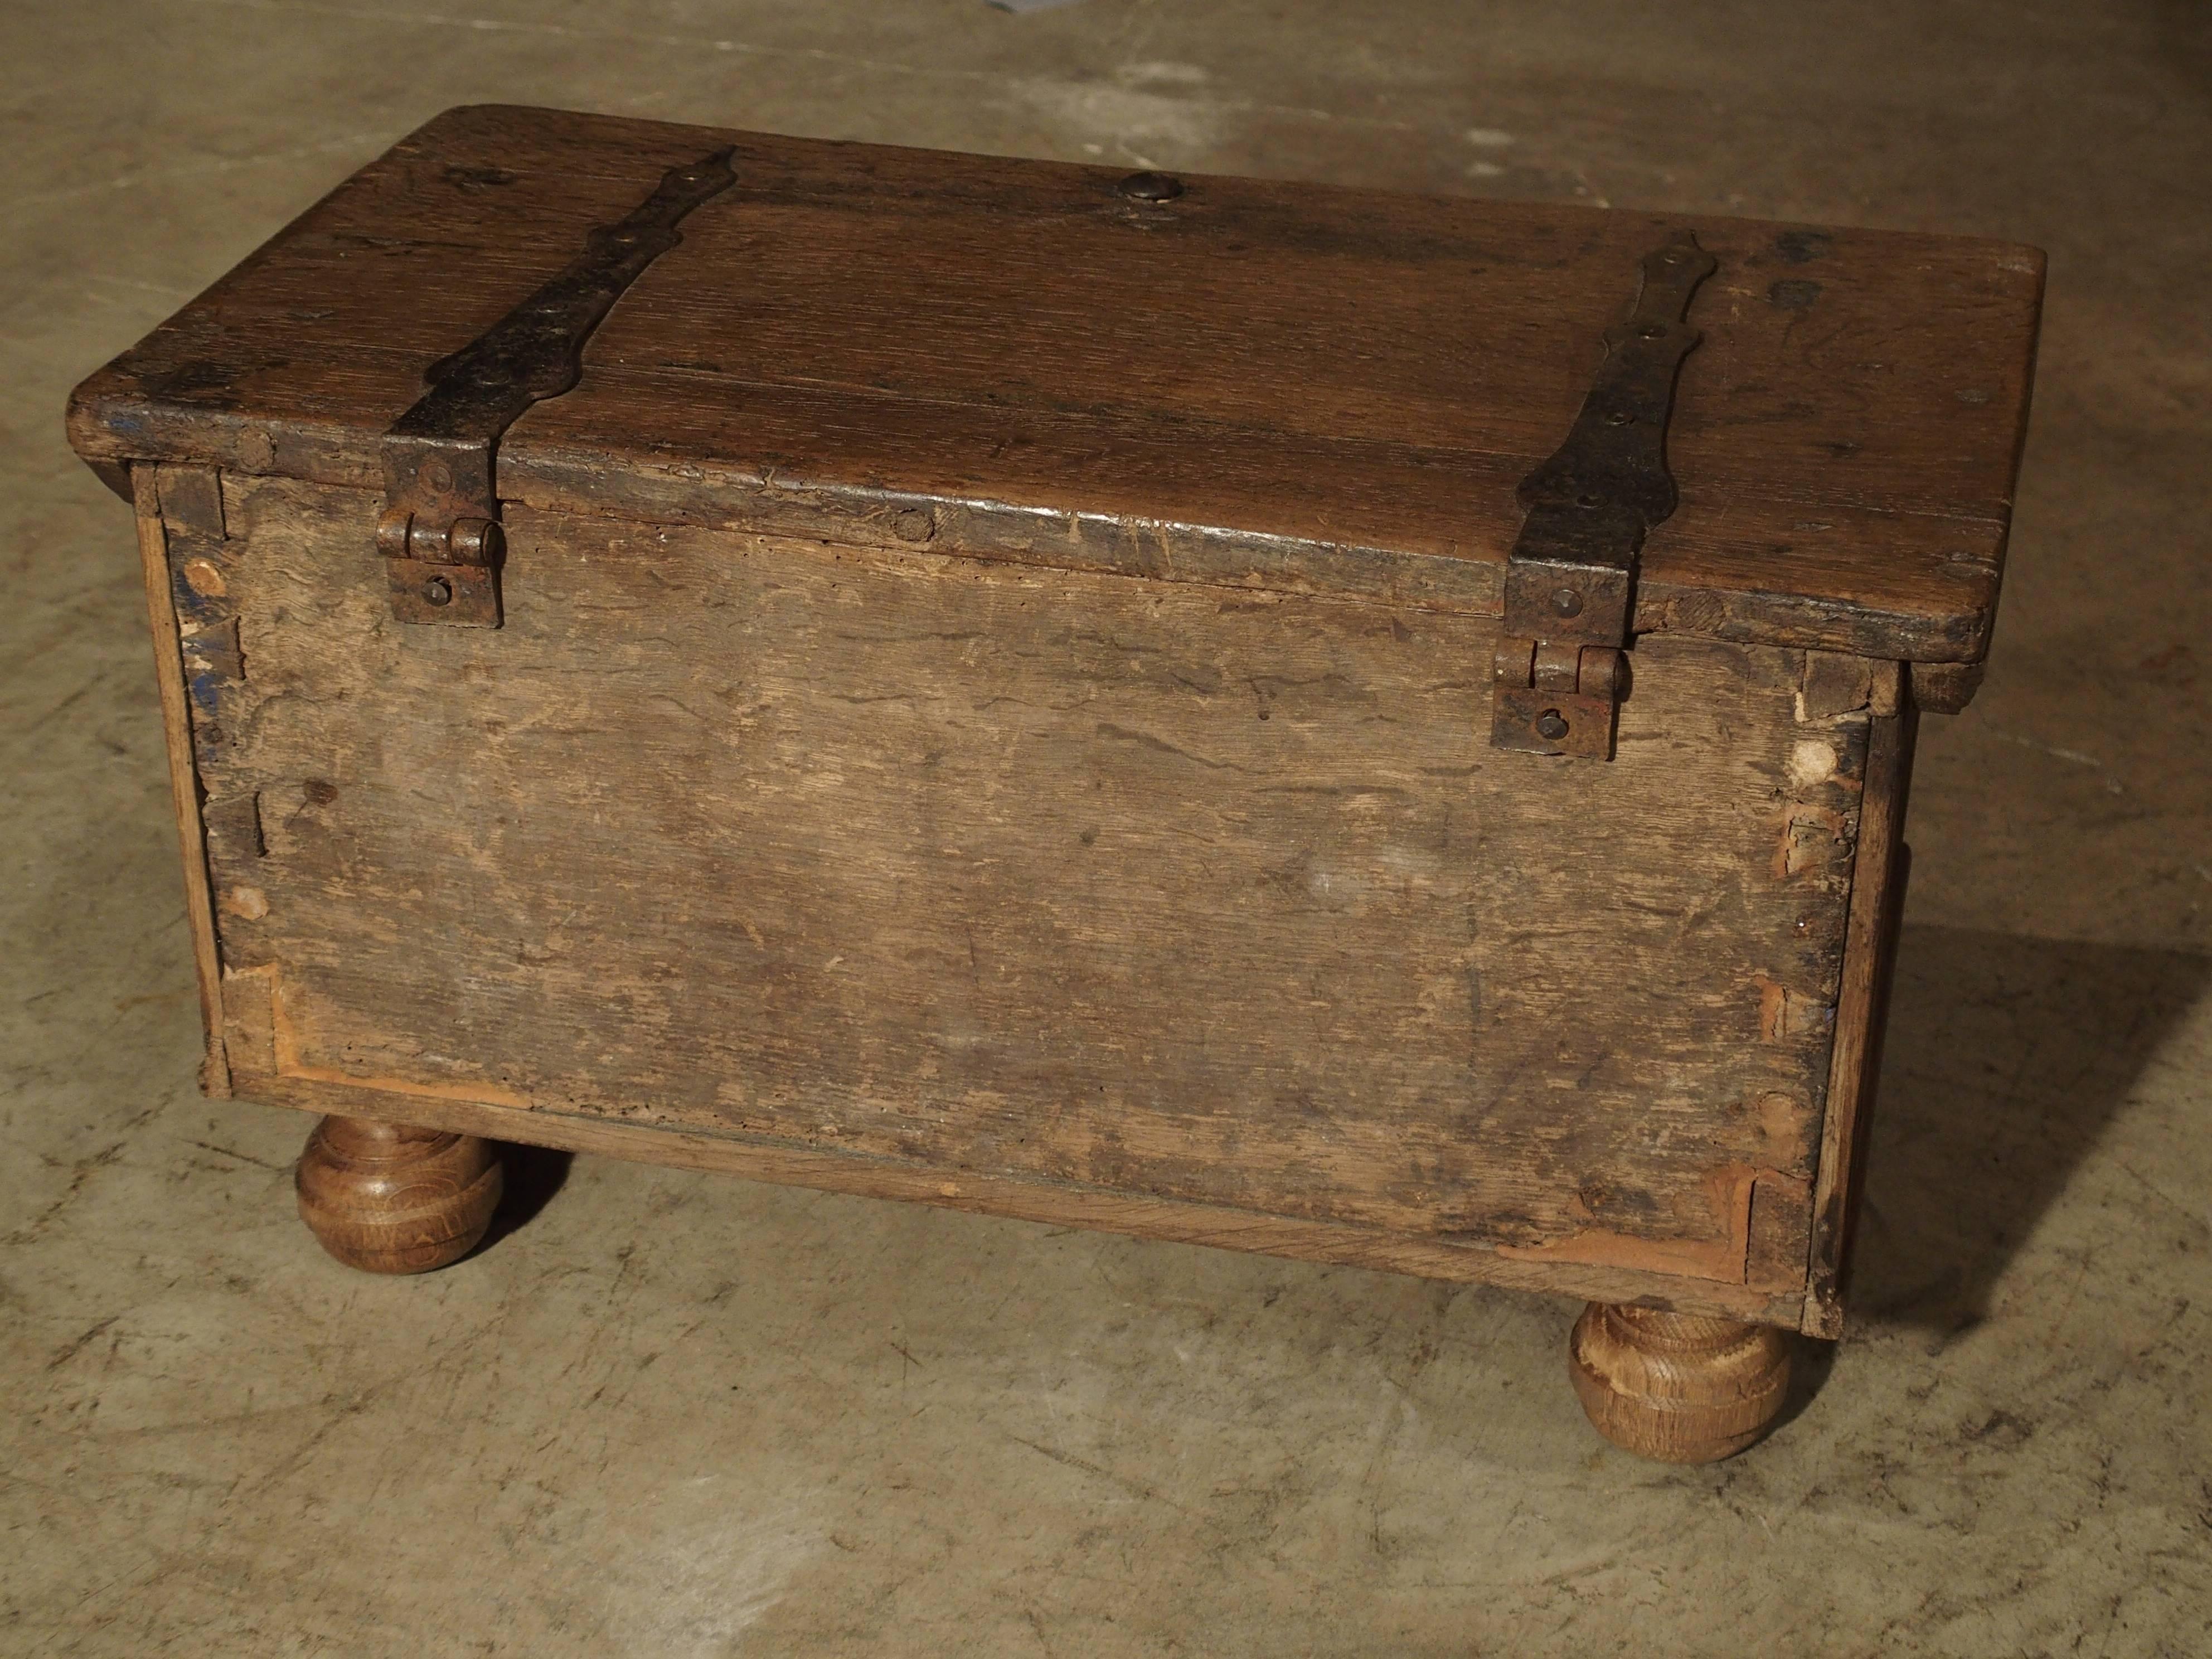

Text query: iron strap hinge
(375, 148), (738, 626)
(1490, 232), (1718, 758)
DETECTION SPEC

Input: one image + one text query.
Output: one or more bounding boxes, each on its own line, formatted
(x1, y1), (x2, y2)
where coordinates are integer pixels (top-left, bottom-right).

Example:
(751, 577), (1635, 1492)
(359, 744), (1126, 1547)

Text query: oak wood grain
(184, 474), (1871, 1314)
(69, 104), (2044, 663)
(1568, 1303), (1793, 1463)
(250, 1070), (1806, 1326)
(294, 1114), (502, 1273)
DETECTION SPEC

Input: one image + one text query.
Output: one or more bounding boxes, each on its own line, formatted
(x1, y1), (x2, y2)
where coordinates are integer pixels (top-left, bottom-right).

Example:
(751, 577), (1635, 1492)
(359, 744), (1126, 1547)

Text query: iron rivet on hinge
(1119, 171), (1184, 202)
(422, 578), (453, 607)
(1551, 588), (1584, 618)
(1535, 710), (1570, 741)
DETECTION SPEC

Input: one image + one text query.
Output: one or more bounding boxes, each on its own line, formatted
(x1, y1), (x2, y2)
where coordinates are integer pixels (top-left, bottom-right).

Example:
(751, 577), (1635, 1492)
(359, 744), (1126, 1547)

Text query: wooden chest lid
(69, 104), (2043, 662)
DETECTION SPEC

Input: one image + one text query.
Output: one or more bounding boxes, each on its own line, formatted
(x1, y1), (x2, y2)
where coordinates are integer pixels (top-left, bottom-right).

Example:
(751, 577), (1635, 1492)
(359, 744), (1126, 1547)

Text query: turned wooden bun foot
(1568, 1302), (1793, 1464)
(295, 1115), (503, 1274)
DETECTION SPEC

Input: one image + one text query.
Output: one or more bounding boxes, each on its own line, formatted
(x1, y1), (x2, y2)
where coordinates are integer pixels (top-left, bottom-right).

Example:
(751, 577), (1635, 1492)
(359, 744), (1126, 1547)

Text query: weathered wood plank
(68, 104), (2044, 664)
(130, 465), (230, 1095)
(244, 1068), (1806, 1327)
(195, 476), (1866, 1304)
(1802, 673), (1918, 1336)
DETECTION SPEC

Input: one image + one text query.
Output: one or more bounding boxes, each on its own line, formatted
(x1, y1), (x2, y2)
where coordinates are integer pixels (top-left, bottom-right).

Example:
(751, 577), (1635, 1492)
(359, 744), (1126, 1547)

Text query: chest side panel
(196, 477), (1866, 1292)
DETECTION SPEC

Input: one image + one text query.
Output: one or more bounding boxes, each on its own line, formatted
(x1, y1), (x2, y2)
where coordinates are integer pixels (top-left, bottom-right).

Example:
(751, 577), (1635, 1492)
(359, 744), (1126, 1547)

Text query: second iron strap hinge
(1490, 232), (1718, 759)
(375, 148), (738, 627)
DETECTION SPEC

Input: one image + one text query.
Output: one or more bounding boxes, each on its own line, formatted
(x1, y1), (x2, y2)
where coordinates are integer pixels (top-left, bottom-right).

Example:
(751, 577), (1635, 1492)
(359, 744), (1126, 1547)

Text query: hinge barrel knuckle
(375, 509), (414, 559)
(445, 518), (502, 565)
(1578, 647), (1624, 700)
(1532, 641), (1582, 692)
(1492, 636), (1536, 688)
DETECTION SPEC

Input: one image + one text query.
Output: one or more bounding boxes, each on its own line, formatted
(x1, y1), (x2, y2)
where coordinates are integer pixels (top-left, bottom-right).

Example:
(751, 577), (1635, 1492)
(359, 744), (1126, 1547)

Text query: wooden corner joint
(1907, 657), (1986, 715)
(154, 463), (226, 540)
(1497, 1162), (1812, 1293)
(221, 963), (532, 1112)
(1796, 649), (1873, 724)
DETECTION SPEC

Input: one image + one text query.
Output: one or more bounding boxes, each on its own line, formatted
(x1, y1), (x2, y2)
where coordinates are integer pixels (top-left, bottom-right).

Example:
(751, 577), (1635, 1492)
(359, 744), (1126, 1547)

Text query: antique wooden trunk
(69, 105), (2041, 1462)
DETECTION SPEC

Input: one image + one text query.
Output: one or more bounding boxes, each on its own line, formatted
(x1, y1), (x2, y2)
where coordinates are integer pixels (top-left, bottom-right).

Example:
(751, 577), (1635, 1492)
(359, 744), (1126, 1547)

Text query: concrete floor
(5, 2), (2209, 1653)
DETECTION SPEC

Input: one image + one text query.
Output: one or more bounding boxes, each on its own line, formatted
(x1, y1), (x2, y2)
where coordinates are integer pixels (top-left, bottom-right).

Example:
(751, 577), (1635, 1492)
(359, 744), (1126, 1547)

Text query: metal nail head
(423, 578), (453, 607)
(1119, 171), (1184, 202)
(1535, 710), (1570, 741)
(1551, 588), (1584, 618)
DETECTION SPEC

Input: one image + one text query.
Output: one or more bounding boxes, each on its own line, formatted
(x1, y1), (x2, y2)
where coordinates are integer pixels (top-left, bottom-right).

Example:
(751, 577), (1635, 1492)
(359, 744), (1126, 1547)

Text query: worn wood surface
(132, 465), (230, 1095)
(293, 1115), (502, 1274)
(250, 1070), (1803, 1324)
(1802, 678), (1919, 1335)
(176, 473), (1883, 1317)
(70, 104), (2043, 663)
(1568, 1303), (1794, 1463)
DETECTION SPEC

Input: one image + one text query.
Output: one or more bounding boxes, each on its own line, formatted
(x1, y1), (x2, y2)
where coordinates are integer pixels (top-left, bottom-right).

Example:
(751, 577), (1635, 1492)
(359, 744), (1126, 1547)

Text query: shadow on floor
(474, 1142), (574, 1256)
(1841, 923), (2209, 1334)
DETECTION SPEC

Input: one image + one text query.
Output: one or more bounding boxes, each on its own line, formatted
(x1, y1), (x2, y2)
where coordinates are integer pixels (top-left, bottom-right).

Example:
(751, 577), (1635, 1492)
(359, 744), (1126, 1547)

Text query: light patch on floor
(593, 1486), (828, 1653)
(1016, 77), (1224, 166)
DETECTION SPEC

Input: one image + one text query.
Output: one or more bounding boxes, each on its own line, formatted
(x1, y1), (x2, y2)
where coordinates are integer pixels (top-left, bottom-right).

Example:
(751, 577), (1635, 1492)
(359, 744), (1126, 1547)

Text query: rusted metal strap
(377, 148), (738, 626)
(1490, 232), (1716, 758)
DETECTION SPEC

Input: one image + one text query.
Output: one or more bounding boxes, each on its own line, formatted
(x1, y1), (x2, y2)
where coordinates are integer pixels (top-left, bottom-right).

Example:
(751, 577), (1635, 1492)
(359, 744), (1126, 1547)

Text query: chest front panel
(186, 476), (1869, 1298)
